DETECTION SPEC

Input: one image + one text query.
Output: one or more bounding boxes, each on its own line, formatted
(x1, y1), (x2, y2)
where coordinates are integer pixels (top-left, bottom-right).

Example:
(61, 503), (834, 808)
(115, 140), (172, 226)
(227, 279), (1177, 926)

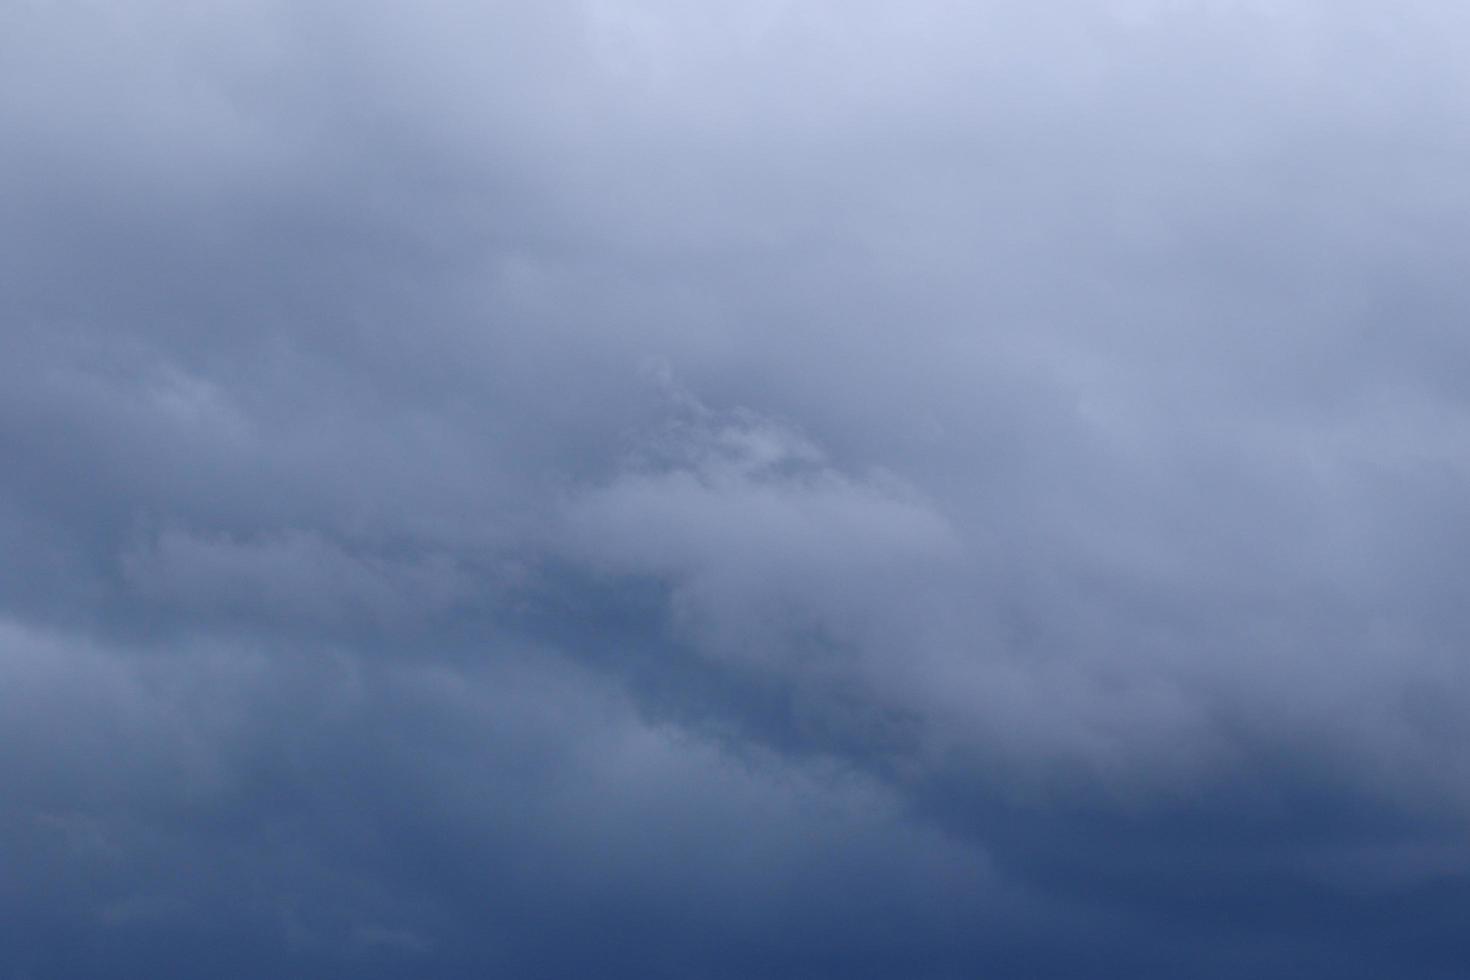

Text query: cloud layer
(5, 2), (1470, 976)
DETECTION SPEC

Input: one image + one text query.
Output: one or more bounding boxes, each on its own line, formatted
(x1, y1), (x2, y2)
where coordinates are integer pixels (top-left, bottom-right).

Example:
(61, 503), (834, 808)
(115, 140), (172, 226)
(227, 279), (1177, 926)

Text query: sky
(4, 1), (1470, 976)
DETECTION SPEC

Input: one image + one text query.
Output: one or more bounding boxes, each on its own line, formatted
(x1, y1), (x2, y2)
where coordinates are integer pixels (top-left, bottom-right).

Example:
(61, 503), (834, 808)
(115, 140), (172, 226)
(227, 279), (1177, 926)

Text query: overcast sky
(5, 2), (1470, 977)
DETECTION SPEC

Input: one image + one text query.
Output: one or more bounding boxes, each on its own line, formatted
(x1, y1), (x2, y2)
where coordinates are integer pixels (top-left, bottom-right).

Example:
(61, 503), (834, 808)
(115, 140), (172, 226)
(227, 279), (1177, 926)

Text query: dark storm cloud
(6, 1), (1470, 976)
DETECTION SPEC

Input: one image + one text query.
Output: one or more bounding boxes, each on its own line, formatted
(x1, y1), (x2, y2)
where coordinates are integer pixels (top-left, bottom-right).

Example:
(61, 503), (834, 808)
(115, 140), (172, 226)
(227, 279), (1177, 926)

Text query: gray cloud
(5, 1), (1470, 976)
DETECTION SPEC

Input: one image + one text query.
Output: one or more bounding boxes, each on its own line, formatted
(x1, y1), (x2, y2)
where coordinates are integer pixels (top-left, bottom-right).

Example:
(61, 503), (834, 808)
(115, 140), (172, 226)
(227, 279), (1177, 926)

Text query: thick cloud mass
(6, 1), (1470, 976)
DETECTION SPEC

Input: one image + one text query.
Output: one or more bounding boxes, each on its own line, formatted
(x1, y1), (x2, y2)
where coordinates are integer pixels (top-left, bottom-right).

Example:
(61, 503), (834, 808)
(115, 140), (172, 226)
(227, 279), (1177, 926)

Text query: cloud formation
(5, 1), (1470, 976)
